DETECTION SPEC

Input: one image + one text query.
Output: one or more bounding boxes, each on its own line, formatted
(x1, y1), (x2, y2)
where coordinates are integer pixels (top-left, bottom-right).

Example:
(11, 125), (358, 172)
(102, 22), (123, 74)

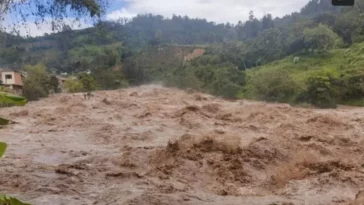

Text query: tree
(300, 0), (339, 15)
(251, 69), (297, 102)
(92, 69), (128, 90)
(249, 11), (255, 21)
(313, 12), (336, 27)
(77, 73), (98, 92)
(342, 71), (364, 99)
(49, 75), (61, 93)
(303, 24), (338, 53)
(22, 64), (51, 101)
(333, 11), (361, 45)
(243, 12), (261, 39)
(149, 29), (163, 46)
(210, 66), (245, 99)
(286, 37), (306, 54)
(254, 28), (284, 63)
(261, 14), (275, 30)
(290, 19), (315, 38)
(165, 67), (203, 90)
(192, 64), (245, 99)
(301, 68), (340, 108)
(68, 43), (123, 71)
(64, 77), (84, 93)
(0, 0), (106, 33)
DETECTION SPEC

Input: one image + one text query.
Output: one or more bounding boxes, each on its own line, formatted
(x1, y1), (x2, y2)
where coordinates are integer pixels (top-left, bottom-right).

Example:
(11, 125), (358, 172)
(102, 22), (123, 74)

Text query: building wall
(14, 72), (24, 86)
(0, 71), (24, 86)
(1, 71), (15, 85)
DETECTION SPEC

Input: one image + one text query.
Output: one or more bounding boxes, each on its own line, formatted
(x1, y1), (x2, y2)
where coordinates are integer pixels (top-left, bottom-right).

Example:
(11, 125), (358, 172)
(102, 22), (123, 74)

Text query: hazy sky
(2, 0), (310, 37)
(107, 0), (309, 23)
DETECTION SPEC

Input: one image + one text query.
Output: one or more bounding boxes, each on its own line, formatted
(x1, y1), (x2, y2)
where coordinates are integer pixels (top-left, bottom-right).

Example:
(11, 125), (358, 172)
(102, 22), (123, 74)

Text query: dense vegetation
(1, 0), (364, 107)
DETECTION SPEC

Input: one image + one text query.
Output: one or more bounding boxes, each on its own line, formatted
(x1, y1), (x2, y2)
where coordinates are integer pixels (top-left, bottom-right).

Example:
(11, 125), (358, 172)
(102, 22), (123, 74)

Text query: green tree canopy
(303, 24), (338, 52)
(22, 64), (52, 101)
(0, 0), (106, 33)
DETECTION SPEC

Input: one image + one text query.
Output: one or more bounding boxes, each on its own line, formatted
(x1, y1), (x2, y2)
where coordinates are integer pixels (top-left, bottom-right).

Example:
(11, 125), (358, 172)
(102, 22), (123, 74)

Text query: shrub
(166, 70), (203, 91)
(22, 80), (48, 101)
(197, 65), (245, 99)
(64, 77), (84, 93)
(22, 64), (50, 101)
(92, 69), (129, 90)
(49, 75), (61, 93)
(344, 72), (364, 99)
(64, 74), (99, 93)
(300, 68), (340, 108)
(251, 69), (297, 102)
(0, 86), (12, 93)
(77, 73), (98, 92)
(215, 82), (242, 99)
(0, 92), (28, 113)
(0, 194), (31, 205)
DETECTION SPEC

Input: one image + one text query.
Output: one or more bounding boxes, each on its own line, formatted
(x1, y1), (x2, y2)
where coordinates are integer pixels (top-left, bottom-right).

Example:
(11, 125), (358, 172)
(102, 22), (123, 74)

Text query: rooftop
(0, 68), (22, 72)
(0, 69), (27, 77)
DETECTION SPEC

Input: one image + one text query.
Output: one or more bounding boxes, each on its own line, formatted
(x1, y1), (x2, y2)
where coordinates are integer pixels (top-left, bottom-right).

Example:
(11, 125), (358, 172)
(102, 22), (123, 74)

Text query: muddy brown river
(0, 85), (364, 205)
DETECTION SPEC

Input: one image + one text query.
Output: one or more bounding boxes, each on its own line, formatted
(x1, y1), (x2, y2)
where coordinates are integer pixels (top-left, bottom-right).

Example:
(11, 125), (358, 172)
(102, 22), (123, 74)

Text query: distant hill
(1, 0), (364, 107)
(0, 0), (349, 71)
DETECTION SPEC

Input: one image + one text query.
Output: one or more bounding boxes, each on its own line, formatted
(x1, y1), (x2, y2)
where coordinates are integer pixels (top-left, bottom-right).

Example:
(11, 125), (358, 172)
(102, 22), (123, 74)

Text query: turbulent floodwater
(0, 85), (364, 205)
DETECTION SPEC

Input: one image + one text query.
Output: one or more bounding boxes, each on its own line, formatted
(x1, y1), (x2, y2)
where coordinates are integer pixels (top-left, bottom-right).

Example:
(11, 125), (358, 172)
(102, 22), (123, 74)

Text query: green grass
(244, 42), (364, 106)
(249, 43), (364, 76)
(343, 99), (364, 106)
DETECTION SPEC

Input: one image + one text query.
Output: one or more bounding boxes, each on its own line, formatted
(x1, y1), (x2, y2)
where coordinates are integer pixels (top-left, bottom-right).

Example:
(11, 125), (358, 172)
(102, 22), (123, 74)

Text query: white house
(0, 69), (27, 94)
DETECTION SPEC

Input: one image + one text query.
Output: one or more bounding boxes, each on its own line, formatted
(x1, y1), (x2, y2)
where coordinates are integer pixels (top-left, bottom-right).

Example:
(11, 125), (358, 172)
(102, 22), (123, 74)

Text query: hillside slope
(0, 85), (364, 205)
(244, 41), (364, 106)
(123, 45), (205, 85)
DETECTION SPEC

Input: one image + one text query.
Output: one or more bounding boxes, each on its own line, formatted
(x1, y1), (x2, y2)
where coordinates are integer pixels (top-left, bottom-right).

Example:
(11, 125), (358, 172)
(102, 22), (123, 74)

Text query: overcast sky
(2, 0), (310, 37)
(107, 0), (309, 23)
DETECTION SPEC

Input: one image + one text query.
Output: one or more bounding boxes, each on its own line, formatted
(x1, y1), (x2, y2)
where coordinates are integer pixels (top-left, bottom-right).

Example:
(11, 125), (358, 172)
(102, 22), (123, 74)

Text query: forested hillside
(1, 0), (364, 107)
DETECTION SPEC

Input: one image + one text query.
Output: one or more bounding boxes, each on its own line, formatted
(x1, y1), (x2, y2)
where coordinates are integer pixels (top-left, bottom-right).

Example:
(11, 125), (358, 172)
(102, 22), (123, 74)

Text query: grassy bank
(242, 42), (364, 107)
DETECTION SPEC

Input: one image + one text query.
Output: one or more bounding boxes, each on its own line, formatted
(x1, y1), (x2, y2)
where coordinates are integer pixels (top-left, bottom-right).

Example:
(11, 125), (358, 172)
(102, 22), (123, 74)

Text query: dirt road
(1, 85), (364, 205)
